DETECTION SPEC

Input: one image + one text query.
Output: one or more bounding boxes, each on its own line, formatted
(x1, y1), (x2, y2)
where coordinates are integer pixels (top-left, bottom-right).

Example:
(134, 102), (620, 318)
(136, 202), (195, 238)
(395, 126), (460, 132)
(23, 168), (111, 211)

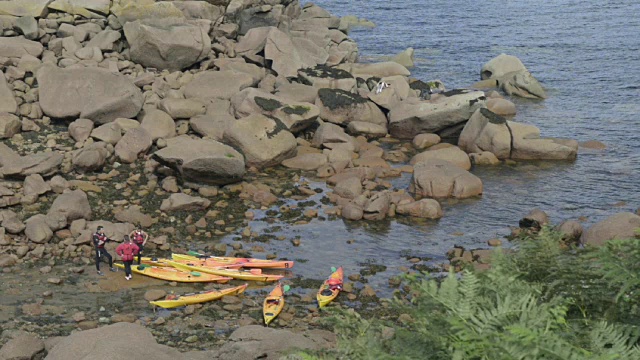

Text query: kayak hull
(114, 263), (232, 283)
(150, 284), (248, 309)
(317, 267), (343, 308)
(165, 260), (284, 282)
(140, 257), (242, 269)
(263, 283), (285, 325)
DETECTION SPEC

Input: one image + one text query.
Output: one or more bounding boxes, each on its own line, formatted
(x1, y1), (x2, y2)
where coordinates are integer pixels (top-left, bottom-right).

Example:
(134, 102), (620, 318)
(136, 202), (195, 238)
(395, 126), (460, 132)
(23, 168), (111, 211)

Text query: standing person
(129, 225), (148, 265)
(116, 235), (140, 281)
(93, 226), (116, 275)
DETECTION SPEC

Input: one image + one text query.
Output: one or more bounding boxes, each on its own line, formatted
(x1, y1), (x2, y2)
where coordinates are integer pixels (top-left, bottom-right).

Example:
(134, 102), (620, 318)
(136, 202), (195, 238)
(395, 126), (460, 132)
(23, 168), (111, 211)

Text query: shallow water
(223, 0), (640, 294)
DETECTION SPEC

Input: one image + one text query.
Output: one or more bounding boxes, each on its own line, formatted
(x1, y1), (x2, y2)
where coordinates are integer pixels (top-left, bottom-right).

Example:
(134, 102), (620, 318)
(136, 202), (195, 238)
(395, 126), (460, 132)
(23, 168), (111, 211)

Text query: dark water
(216, 0), (640, 295)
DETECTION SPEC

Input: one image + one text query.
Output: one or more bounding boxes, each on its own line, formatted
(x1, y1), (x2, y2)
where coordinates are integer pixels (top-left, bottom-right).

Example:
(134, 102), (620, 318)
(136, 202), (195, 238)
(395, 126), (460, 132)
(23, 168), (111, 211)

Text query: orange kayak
(114, 263), (231, 283)
(172, 253), (294, 269)
(150, 284), (248, 309)
(317, 267), (343, 308)
(263, 283), (285, 325)
(165, 260), (284, 282)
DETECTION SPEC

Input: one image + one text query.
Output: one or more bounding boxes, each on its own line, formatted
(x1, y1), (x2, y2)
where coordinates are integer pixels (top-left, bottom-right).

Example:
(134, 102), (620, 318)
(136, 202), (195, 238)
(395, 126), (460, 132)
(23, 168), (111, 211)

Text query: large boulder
(23, 174), (50, 197)
(160, 193), (210, 212)
(184, 70), (254, 101)
(230, 88), (320, 133)
(48, 0), (111, 17)
(123, 20), (211, 71)
(110, 0), (185, 25)
(172, 1), (224, 22)
(297, 65), (357, 92)
(481, 54), (546, 99)
(411, 159), (483, 199)
(367, 75), (412, 111)
(580, 212), (640, 247)
(311, 121), (355, 149)
(153, 136), (245, 186)
(45, 323), (185, 360)
(47, 190), (92, 224)
(315, 88), (387, 127)
(0, 71), (17, 114)
(68, 118), (94, 143)
(214, 58), (265, 85)
(223, 114), (297, 169)
(91, 122), (122, 145)
(388, 90), (486, 139)
(459, 108), (577, 160)
(274, 83), (318, 103)
(37, 65), (143, 124)
(189, 113), (234, 141)
(410, 146), (471, 170)
(263, 27), (328, 78)
(363, 191), (391, 221)
(114, 127), (153, 163)
(0, 36), (43, 58)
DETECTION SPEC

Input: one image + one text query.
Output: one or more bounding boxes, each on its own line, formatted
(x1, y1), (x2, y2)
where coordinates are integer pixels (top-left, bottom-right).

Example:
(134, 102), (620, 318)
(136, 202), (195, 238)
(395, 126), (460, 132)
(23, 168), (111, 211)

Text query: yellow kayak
(317, 267), (343, 308)
(172, 253), (294, 269)
(165, 260), (284, 282)
(114, 263), (232, 283)
(140, 257), (242, 269)
(150, 284), (248, 309)
(263, 283), (286, 326)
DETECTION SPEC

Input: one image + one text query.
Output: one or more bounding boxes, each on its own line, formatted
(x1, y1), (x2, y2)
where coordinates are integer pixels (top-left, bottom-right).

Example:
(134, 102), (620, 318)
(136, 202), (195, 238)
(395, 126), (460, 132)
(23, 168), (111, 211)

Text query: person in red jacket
(116, 235), (140, 281)
(129, 225), (148, 265)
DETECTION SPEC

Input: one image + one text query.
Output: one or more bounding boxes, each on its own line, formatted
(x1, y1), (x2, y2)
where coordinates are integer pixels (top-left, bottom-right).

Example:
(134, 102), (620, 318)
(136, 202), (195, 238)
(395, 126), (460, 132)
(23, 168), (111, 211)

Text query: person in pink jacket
(116, 235), (140, 281)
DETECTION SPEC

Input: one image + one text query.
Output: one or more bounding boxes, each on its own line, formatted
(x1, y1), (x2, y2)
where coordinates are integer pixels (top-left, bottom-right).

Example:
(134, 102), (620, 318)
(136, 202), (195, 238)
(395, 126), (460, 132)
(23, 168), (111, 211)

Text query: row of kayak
(119, 252), (344, 325)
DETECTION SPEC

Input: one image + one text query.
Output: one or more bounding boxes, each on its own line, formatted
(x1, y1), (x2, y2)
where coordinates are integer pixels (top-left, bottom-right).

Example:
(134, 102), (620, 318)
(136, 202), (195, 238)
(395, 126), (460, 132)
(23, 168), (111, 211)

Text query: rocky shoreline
(0, 0), (635, 358)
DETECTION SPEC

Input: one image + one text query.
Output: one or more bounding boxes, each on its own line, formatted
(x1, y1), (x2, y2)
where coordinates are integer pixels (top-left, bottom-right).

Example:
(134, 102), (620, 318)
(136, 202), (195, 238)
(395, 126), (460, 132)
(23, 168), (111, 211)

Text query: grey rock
(47, 190), (92, 225)
(114, 127), (153, 163)
(183, 70), (254, 101)
(160, 193), (211, 212)
(0, 36), (43, 58)
(91, 122), (122, 145)
(581, 212), (640, 247)
(140, 109), (176, 141)
(25, 214), (53, 244)
(73, 142), (110, 172)
(68, 118), (95, 143)
(0, 333), (44, 360)
(0, 113), (21, 139)
(411, 159), (483, 199)
(0, 71), (17, 114)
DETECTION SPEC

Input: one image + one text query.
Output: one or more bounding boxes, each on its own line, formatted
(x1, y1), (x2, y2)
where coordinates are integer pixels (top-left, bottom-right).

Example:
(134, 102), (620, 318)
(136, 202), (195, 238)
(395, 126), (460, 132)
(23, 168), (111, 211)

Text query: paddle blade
(283, 285), (291, 293)
(190, 271), (202, 277)
(188, 251), (203, 256)
(137, 264), (149, 270)
(330, 266), (337, 273)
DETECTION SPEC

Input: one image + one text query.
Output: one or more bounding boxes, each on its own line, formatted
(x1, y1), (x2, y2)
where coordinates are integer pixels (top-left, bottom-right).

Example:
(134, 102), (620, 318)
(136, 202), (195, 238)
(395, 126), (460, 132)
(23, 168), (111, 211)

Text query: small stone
(144, 289), (166, 301)
(98, 317), (110, 324)
(152, 317), (166, 326)
(408, 258), (420, 263)
(347, 274), (361, 281)
(487, 239), (502, 247)
(43, 291), (53, 297)
(360, 285), (377, 297)
(47, 277), (62, 285)
(303, 209), (318, 218)
(40, 265), (53, 273)
(184, 335), (198, 343)
(244, 211), (254, 220)
(291, 239), (301, 247)
(72, 312), (86, 322)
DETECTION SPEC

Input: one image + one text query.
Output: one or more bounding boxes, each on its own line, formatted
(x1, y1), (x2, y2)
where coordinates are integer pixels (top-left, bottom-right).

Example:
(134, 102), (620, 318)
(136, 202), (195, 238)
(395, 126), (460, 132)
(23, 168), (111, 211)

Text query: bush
(307, 228), (640, 359)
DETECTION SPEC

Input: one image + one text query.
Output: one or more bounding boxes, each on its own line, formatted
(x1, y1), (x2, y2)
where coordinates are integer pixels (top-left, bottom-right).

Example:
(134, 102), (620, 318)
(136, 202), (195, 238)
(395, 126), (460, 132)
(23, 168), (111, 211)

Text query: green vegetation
(282, 105), (311, 116)
(317, 88), (367, 110)
(299, 65), (354, 80)
(305, 228), (640, 359)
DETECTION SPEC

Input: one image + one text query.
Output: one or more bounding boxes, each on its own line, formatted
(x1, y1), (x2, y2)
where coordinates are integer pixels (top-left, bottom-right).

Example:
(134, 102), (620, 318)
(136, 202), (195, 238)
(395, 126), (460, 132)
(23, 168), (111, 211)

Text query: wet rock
(580, 212), (640, 247)
(412, 133), (441, 150)
(363, 191), (391, 221)
(47, 190), (92, 225)
(395, 199), (443, 219)
(68, 118), (95, 143)
(281, 153), (328, 171)
(519, 209), (549, 230)
(153, 136), (245, 186)
(556, 220), (583, 244)
(487, 239), (502, 247)
(360, 285), (377, 297)
(36, 64), (143, 124)
(341, 203), (363, 221)
(0, 333), (45, 360)
(144, 289), (167, 302)
(411, 159), (483, 199)
(469, 151), (500, 165)
(580, 140), (606, 150)
(115, 127), (153, 163)
(223, 114), (297, 169)
(160, 193), (211, 212)
(410, 146), (471, 170)
(333, 177), (362, 199)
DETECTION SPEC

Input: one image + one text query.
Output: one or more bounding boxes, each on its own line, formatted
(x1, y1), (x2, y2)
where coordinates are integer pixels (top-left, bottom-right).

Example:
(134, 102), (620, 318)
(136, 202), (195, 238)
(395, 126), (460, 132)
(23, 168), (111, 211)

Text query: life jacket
(116, 243), (139, 262)
(93, 233), (108, 248)
(133, 231), (145, 245)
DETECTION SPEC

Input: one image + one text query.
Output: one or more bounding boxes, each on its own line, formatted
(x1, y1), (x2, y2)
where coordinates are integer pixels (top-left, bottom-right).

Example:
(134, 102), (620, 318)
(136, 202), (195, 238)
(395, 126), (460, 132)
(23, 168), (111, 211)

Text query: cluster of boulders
(0, 0), (586, 262)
